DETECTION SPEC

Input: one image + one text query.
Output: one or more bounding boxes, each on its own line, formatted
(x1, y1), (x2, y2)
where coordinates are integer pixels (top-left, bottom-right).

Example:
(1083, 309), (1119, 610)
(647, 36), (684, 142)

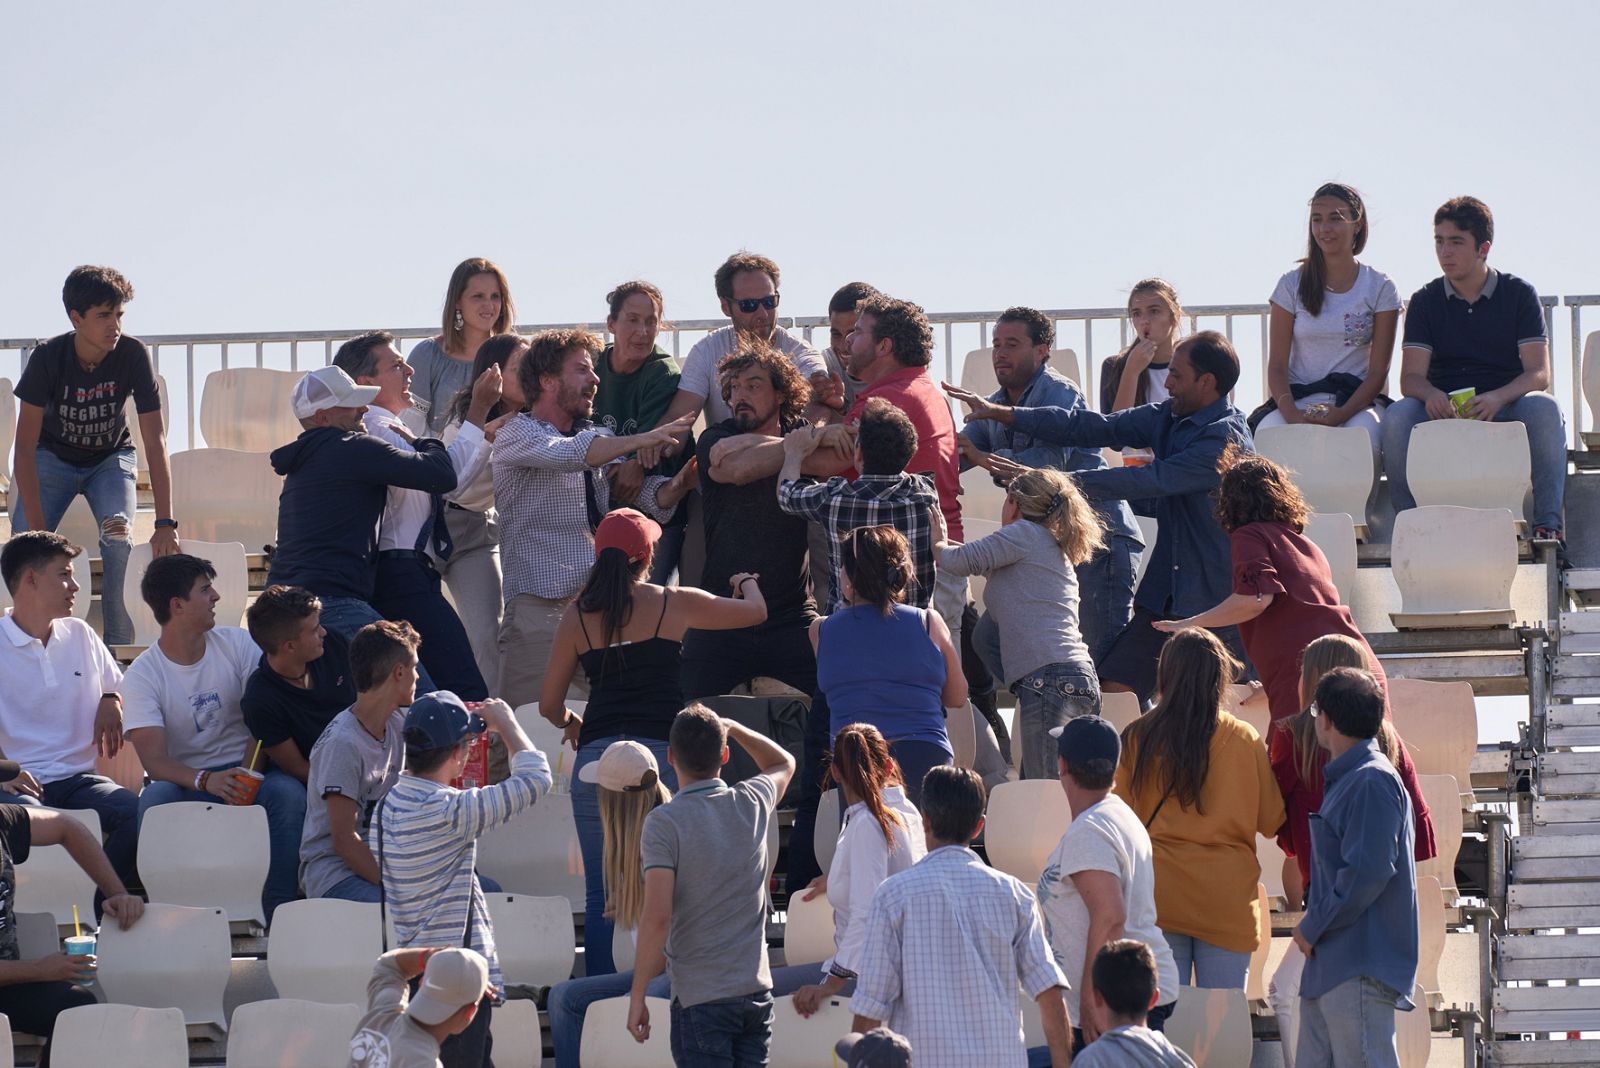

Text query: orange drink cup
(231, 769), (264, 806)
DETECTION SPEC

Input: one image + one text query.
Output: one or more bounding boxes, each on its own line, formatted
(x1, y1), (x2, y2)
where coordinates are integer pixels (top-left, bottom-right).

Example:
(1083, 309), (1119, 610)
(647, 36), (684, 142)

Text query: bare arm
(13, 402), (45, 533)
(928, 611), (968, 708)
(1398, 346), (1456, 420)
(29, 809), (143, 930)
(1113, 339), (1162, 414)
(1325, 309), (1398, 426)
(669, 580), (767, 633)
(724, 716), (796, 798)
(1072, 869), (1128, 1044)
(585, 414), (696, 467)
(136, 408), (179, 556)
(326, 793), (380, 885)
(711, 433), (851, 486)
(1153, 592), (1274, 632)
(263, 740), (310, 784)
(1465, 340), (1551, 421)
(539, 609), (585, 749)
(126, 726), (207, 792)
(1266, 304), (1302, 424)
(628, 867), (675, 1042)
(1037, 987), (1073, 1067)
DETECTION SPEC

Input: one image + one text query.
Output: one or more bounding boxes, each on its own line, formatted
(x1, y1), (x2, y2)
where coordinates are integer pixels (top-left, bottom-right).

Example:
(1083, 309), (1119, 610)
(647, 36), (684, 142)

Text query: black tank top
(576, 590), (685, 745)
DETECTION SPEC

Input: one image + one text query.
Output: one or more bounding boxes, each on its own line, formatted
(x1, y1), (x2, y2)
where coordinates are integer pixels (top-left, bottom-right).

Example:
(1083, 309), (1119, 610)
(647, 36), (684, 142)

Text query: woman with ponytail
(937, 467), (1106, 779)
(1257, 182), (1401, 449)
(786, 722), (926, 1017)
(814, 525), (965, 806)
(539, 508), (766, 975)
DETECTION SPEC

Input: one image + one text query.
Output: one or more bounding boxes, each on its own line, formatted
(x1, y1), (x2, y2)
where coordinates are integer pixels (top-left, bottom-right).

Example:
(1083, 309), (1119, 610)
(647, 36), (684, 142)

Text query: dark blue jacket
(268, 427), (456, 601)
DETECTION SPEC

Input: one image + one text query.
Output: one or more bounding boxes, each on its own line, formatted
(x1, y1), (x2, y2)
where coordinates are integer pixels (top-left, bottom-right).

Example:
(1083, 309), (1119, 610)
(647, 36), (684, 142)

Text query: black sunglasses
(734, 294), (780, 314)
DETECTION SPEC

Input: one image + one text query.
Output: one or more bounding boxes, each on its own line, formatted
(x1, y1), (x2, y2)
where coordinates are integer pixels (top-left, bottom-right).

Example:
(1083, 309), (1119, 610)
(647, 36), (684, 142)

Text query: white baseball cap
(577, 739), (661, 793)
(291, 366), (381, 420)
(406, 947), (490, 1025)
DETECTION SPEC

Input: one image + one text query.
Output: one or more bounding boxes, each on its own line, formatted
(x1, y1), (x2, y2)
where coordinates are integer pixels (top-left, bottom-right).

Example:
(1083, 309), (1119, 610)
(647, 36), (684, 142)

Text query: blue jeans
(317, 596), (437, 694)
(549, 968), (672, 1068)
(1297, 976), (1403, 1068)
(572, 735), (677, 976)
(1163, 931), (1250, 990)
(1381, 392), (1567, 531)
(14, 448), (137, 644)
(135, 765), (306, 923)
(670, 992), (773, 1068)
(1076, 534), (1141, 665)
(1014, 666), (1100, 780)
(0, 773), (140, 904)
(888, 739), (952, 808)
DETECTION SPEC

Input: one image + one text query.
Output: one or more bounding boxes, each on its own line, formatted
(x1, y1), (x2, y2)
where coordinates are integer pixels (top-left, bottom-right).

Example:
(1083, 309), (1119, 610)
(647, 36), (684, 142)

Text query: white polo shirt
(0, 611), (122, 784)
(678, 325), (825, 424)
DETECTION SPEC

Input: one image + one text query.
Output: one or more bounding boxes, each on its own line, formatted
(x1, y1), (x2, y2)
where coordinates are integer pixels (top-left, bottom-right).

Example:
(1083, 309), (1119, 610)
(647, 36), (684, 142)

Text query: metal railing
(0, 294), (1584, 453)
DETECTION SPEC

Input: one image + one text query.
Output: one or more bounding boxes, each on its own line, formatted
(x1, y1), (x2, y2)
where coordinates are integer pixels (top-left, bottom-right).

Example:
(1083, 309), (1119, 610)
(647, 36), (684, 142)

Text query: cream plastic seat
(948, 701), (978, 771)
(1388, 506), (1518, 630)
(960, 347), (1081, 395)
(171, 449), (282, 551)
(200, 368), (306, 452)
(512, 702), (581, 792)
(1396, 982), (1432, 1068)
(1583, 330), (1600, 449)
(580, 996), (674, 1067)
(1255, 424), (1375, 539)
(14, 807), (100, 925)
(97, 903), (231, 1028)
(1221, 683), (1272, 741)
(124, 373), (170, 489)
(1405, 419), (1531, 530)
(0, 376), (14, 491)
(485, 893), (576, 988)
(1257, 833), (1290, 911)
(476, 792), (586, 911)
(490, 999), (544, 1068)
(1387, 678), (1476, 792)
(612, 922), (637, 973)
(767, 992), (855, 1068)
(124, 539), (249, 645)
(96, 738), (148, 794)
(226, 998), (362, 1068)
(984, 779), (1071, 884)
(1304, 511), (1358, 603)
(782, 889), (835, 968)
(138, 802), (270, 927)
(960, 465), (1007, 528)
(1100, 691), (1142, 733)
(267, 899), (384, 1005)
(814, 788), (842, 876)
(15, 911), (60, 960)
(1416, 874), (1446, 1007)
(1245, 883), (1272, 1007)
(50, 1004), (187, 1068)
(1164, 985), (1252, 1067)
(1417, 775), (1463, 903)
(1133, 515), (1157, 587)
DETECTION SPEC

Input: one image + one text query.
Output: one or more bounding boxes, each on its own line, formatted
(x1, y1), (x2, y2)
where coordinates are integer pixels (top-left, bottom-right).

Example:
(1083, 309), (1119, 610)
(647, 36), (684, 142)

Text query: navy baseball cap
(403, 691), (487, 749)
(834, 1028), (912, 1068)
(1049, 714), (1121, 767)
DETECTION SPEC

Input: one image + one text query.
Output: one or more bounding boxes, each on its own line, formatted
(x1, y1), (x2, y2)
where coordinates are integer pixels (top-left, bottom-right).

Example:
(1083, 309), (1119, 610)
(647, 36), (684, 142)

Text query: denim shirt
(1299, 738), (1418, 1006)
(963, 366), (1140, 544)
(1009, 396), (1252, 616)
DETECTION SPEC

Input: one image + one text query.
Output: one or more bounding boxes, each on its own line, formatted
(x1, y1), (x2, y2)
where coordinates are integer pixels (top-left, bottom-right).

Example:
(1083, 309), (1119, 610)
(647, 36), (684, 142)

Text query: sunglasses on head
(734, 294), (780, 314)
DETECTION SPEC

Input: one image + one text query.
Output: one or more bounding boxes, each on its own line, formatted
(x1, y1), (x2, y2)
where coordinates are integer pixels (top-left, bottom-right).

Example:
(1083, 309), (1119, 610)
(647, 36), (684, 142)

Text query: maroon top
(1232, 522), (1377, 723)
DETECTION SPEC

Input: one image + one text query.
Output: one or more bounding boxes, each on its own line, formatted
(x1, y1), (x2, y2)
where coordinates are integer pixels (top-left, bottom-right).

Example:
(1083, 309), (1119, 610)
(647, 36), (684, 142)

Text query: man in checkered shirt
(850, 765), (1073, 1068)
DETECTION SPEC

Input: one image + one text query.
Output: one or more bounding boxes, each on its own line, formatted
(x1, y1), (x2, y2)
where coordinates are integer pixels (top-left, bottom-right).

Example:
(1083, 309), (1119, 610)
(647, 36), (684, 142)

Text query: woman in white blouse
(787, 722), (926, 1015)
(1259, 182), (1402, 452)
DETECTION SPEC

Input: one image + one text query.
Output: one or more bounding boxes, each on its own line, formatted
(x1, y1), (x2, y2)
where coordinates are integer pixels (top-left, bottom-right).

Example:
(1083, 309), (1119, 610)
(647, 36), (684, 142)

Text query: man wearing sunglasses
(654, 251), (843, 435)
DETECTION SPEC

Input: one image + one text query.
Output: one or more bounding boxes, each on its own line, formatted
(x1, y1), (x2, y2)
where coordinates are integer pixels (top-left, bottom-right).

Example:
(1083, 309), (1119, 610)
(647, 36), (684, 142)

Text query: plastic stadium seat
(513, 702), (581, 792)
(124, 373), (170, 489)
(948, 701), (978, 771)
(1416, 875), (1446, 1007)
(767, 992), (855, 1068)
(490, 999), (544, 1068)
(1221, 684), (1271, 741)
(1100, 691), (1142, 733)
(612, 922), (636, 973)
(960, 347), (1082, 395)
(14, 807), (100, 925)
(1133, 515), (1157, 587)
(96, 740), (148, 795)
(137, 802), (270, 926)
(171, 448), (282, 551)
(1387, 678), (1476, 793)
(484, 894), (575, 989)
(226, 999), (362, 1068)
(1583, 330), (1600, 449)
(1405, 419), (1531, 529)
(476, 793), (586, 911)
(124, 539), (249, 645)
(1245, 883), (1271, 1006)
(984, 779), (1071, 884)
(960, 465), (1007, 528)
(580, 996), (673, 1067)
(0, 376), (14, 491)
(0, 1012), (10, 1068)
(200, 368), (306, 452)
(49, 1004), (187, 1068)
(1416, 775), (1463, 903)
(1304, 511), (1358, 604)
(97, 903), (231, 1028)
(1397, 982), (1432, 1068)
(1258, 834), (1290, 911)
(267, 899), (384, 1006)
(814, 788), (842, 876)
(1388, 507), (1518, 630)
(1164, 985), (1252, 1067)
(782, 890), (835, 968)
(15, 911), (59, 960)
(1255, 425), (1375, 539)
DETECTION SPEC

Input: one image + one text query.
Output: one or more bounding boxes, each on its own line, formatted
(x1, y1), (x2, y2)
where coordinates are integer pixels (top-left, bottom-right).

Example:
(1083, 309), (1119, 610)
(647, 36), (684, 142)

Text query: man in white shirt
(122, 553), (305, 923)
(334, 332), (498, 701)
(0, 532), (139, 893)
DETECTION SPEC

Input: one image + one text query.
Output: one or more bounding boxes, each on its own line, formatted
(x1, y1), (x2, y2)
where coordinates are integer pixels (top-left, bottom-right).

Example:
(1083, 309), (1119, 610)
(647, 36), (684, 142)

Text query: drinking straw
(248, 739), (263, 772)
(72, 905), (81, 939)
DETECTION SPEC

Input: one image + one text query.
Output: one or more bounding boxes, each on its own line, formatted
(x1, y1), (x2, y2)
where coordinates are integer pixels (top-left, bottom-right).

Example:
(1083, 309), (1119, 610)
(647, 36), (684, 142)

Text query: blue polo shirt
(1401, 269), (1547, 394)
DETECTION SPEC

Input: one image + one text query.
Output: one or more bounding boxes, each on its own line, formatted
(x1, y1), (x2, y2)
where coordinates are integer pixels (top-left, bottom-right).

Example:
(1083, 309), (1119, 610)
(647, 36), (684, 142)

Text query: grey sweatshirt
(1073, 1025), (1197, 1068)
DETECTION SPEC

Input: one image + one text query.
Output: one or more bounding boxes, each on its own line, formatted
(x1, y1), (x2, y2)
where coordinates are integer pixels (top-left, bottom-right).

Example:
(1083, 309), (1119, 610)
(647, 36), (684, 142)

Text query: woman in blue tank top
(813, 525), (967, 806)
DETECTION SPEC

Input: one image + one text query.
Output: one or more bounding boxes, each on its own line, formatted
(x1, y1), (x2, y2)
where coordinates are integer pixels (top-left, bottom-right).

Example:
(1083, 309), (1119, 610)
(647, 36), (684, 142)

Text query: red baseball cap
(594, 508), (662, 563)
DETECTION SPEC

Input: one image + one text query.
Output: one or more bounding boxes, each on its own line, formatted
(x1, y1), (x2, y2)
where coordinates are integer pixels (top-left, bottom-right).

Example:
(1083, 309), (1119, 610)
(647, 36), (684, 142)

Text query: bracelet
(194, 770), (207, 792)
(561, 711), (577, 728)
(740, 576), (757, 591)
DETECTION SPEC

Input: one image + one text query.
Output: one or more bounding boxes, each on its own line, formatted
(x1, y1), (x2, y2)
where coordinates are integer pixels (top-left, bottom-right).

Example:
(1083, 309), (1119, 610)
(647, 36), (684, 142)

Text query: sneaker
(1534, 526), (1565, 545)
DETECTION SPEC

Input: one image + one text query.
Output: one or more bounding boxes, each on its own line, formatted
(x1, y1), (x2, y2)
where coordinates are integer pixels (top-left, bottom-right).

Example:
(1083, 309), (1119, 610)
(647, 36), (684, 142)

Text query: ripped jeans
(14, 448), (137, 645)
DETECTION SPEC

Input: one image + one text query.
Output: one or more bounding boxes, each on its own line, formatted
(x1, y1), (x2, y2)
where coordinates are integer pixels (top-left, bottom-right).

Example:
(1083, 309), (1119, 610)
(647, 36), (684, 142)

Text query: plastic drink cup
(1449, 387), (1476, 417)
(230, 769), (264, 806)
(64, 934), (96, 986)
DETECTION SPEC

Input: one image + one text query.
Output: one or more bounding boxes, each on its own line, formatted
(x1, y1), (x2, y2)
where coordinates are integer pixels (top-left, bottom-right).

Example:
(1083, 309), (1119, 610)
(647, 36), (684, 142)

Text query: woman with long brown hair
(1101, 280), (1184, 412)
(1114, 627), (1285, 990)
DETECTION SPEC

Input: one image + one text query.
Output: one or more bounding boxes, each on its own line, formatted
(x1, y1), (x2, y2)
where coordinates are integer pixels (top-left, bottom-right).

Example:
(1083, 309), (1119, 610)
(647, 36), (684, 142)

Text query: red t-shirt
(845, 365), (964, 541)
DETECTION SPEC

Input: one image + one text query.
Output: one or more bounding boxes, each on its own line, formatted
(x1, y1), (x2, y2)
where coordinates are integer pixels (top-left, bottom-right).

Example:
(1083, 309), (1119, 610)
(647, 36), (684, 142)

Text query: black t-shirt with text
(240, 629), (357, 766)
(15, 332), (160, 467)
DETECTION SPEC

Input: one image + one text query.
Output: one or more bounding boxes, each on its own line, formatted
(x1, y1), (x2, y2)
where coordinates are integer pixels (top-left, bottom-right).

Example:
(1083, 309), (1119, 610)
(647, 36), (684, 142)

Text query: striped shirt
(372, 748), (552, 995)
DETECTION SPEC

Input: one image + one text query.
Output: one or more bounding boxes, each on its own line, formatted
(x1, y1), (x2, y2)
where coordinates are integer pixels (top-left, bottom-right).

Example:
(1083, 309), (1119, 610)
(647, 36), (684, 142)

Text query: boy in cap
(349, 946), (491, 1068)
(835, 1027), (913, 1068)
(1071, 941), (1195, 1067)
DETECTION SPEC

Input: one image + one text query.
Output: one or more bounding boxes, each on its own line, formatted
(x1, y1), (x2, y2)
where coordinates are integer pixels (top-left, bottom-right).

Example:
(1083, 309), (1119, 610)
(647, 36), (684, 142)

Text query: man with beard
(491, 329), (697, 710)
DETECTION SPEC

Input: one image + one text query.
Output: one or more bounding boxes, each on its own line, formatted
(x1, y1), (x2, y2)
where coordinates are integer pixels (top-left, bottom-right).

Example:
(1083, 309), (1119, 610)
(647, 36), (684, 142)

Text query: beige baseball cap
(577, 739), (661, 793)
(406, 947), (490, 1025)
(291, 365), (381, 420)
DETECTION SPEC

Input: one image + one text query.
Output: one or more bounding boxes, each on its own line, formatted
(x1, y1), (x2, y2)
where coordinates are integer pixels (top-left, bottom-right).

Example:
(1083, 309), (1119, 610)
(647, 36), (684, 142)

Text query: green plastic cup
(1449, 387), (1476, 417)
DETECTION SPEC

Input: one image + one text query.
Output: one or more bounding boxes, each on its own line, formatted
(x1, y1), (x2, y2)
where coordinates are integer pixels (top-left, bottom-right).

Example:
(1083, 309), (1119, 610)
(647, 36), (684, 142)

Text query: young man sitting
(349, 947), (491, 1068)
(299, 620), (418, 903)
(241, 585), (355, 784)
(1071, 940), (1196, 1067)
(121, 553), (306, 923)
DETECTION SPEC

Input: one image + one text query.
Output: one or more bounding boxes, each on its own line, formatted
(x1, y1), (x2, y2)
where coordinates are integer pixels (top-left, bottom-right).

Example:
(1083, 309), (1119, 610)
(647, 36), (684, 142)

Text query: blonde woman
(937, 467), (1107, 779)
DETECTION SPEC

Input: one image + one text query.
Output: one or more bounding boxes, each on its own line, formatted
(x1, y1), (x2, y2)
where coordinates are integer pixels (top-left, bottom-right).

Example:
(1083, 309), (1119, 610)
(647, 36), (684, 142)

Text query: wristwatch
(154, 518), (179, 531)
